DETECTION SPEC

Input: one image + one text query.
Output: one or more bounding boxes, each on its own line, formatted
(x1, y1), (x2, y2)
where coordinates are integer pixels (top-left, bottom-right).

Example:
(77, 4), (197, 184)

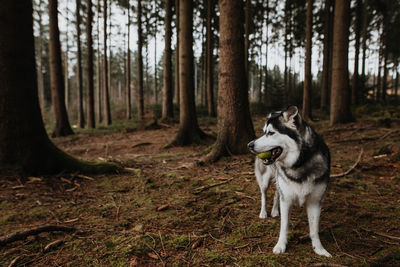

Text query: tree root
(0, 225), (76, 246)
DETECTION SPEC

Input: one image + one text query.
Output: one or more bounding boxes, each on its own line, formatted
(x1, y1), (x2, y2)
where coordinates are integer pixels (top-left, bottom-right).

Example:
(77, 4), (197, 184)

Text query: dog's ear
(284, 106), (298, 121)
(283, 106), (300, 128)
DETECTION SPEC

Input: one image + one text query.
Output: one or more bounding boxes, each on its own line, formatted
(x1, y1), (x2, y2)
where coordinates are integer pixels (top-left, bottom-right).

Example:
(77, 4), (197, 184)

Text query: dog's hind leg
(306, 200), (332, 257)
(271, 190), (279, 217)
(273, 197), (291, 254)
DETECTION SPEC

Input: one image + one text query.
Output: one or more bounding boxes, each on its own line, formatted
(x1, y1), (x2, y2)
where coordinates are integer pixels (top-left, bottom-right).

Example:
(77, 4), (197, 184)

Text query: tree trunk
(126, 3), (132, 119)
(361, 0), (368, 82)
(395, 66), (399, 102)
(244, 0), (250, 89)
(36, 0), (46, 111)
(48, 0), (74, 137)
(206, 0), (216, 117)
(351, 0), (362, 105)
(64, 1), (70, 112)
(204, 0), (255, 162)
(170, 0), (206, 146)
(263, 0), (269, 106)
(302, 0), (313, 120)
(96, 0), (102, 123)
(76, 0), (85, 128)
(330, 0), (353, 126)
(174, 0), (180, 106)
(87, 0), (96, 128)
(381, 16), (388, 102)
(162, 0), (174, 120)
(103, 0), (111, 125)
(321, 0), (333, 111)
(137, 0), (144, 119)
(0, 0), (118, 174)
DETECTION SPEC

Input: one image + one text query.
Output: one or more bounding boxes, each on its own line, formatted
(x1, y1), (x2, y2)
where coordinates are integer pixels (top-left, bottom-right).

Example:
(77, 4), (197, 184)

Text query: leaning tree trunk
(76, 0), (85, 128)
(321, 0), (334, 111)
(126, 3), (131, 119)
(87, 0), (96, 128)
(302, 0), (313, 120)
(206, 0), (216, 117)
(204, 0), (255, 162)
(351, 0), (362, 105)
(330, 0), (353, 126)
(48, 0), (74, 137)
(170, 0), (206, 146)
(0, 0), (118, 174)
(162, 0), (174, 120)
(103, 0), (111, 125)
(137, 0), (144, 119)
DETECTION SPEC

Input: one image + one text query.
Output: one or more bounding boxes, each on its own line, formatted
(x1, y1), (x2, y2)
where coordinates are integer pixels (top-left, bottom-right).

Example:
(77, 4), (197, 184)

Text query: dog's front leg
(259, 186), (268, 218)
(273, 197), (291, 254)
(306, 201), (332, 257)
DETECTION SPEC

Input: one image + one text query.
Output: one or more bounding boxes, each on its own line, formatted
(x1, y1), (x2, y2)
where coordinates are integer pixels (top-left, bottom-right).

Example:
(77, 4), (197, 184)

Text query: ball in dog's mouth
(258, 147), (282, 165)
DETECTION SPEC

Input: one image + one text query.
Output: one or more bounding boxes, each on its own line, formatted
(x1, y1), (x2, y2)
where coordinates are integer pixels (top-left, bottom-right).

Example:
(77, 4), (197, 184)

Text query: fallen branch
(330, 148), (363, 178)
(132, 142), (152, 149)
(0, 225), (76, 246)
(380, 129), (400, 140)
(194, 178), (234, 194)
(360, 227), (400, 241)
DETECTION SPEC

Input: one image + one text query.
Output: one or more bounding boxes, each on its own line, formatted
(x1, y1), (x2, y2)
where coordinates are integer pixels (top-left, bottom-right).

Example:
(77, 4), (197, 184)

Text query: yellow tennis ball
(257, 151), (271, 160)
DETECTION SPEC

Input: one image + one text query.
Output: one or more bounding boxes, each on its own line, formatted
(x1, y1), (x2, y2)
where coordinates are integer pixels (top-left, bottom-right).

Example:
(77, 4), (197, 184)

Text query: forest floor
(1, 106), (400, 266)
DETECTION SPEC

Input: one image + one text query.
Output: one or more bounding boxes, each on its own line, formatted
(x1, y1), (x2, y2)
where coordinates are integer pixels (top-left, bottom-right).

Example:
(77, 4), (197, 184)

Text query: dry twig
(330, 148), (363, 178)
(194, 178), (234, 194)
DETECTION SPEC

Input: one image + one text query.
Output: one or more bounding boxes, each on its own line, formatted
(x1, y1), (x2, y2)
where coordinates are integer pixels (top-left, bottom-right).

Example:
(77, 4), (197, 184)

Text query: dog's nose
(248, 140), (255, 149)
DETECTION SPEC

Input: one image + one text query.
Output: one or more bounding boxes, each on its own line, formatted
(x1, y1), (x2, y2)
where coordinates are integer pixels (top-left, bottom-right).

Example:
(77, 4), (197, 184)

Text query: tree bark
(302, 0), (313, 120)
(137, 0), (144, 119)
(263, 0), (270, 106)
(361, 0), (368, 80)
(204, 0), (255, 162)
(0, 0), (118, 174)
(351, 0), (362, 105)
(36, 0), (46, 111)
(330, 0), (353, 126)
(244, 0), (250, 90)
(206, 0), (216, 117)
(162, 0), (174, 120)
(321, 0), (333, 111)
(48, 0), (74, 137)
(76, 0), (85, 128)
(170, 0), (206, 146)
(174, 0), (180, 106)
(87, 0), (96, 128)
(64, 1), (70, 112)
(126, 3), (132, 119)
(381, 16), (388, 102)
(96, 0), (102, 123)
(103, 0), (112, 125)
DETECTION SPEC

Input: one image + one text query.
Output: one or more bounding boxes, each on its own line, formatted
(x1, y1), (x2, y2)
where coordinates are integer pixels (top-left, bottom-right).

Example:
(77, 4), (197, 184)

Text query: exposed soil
(1, 113), (400, 266)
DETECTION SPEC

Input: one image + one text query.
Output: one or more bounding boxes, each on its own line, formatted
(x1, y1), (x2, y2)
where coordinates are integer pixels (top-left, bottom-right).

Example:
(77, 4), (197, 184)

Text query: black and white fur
(248, 106), (331, 257)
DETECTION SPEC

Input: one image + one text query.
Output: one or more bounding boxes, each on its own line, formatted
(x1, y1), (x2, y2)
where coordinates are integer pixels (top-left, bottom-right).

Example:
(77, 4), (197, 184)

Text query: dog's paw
(259, 210), (267, 219)
(313, 246), (332, 257)
(273, 243), (286, 254)
(270, 209), (279, 218)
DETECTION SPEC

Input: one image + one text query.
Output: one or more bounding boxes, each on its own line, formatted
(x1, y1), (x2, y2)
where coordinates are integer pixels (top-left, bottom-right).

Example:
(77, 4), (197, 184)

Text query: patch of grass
(165, 234), (190, 249)
(205, 251), (234, 264)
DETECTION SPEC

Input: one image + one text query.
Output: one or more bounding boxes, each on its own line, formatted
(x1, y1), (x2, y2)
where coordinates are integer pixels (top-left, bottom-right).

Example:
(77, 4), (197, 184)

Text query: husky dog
(248, 106), (331, 257)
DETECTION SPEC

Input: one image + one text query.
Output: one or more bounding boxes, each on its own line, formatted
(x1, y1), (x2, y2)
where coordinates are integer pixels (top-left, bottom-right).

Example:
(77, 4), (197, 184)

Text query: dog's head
(248, 106), (303, 165)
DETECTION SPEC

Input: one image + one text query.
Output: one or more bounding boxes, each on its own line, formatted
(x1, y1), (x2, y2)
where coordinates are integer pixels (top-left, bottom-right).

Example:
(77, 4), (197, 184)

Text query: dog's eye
(267, 132), (275, 136)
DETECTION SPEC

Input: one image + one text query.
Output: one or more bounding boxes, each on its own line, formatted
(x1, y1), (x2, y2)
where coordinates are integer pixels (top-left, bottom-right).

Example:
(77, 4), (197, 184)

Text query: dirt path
(1, 116), (400, 266)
